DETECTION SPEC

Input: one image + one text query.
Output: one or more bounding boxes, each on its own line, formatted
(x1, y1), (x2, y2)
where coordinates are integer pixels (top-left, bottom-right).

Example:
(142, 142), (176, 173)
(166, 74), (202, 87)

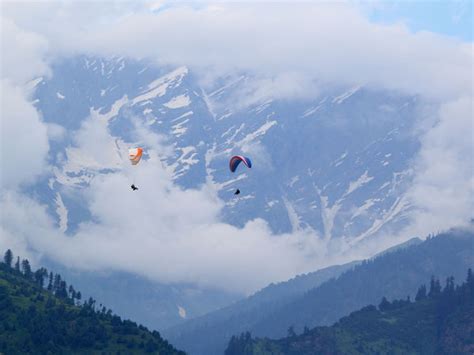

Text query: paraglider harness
(131, 184), (138, 191)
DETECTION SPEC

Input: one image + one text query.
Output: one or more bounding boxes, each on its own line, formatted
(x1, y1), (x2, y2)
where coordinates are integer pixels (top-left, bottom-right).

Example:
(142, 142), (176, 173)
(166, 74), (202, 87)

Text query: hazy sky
(1, 1), (472, 293)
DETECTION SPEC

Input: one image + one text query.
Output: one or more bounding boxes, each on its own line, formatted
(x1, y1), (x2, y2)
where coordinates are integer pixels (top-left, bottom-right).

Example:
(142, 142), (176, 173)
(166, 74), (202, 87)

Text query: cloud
(0, 149), (358, 294)
(405, 96), (474, 235)
(0, 14), (51, 190)
(0, 81), (49, 189)
(0, 17), (50, 84)
(0, 2), (472, 293)
(2, 2), (471, 100)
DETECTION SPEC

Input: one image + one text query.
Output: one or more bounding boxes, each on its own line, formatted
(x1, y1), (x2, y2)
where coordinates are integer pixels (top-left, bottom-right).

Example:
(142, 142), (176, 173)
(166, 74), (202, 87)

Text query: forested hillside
(166, 229), (473, 354)
(226, 269), (474, 354)
(0, 250), (184, 354)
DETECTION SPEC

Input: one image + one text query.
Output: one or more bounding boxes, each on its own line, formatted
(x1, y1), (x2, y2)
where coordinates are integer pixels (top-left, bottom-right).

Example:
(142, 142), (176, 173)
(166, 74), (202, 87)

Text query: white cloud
(0, 17), (50, 84)
(0, 13), (51, 190)
(406, 96), (474, 235)
(3, 3), (471, 100)
(1, 151), (356, 294)
(0, 2), (472, 293)
(0, 80), (49, 189)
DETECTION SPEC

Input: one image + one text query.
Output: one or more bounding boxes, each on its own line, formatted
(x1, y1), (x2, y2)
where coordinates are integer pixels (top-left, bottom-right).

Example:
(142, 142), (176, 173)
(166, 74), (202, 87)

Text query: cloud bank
(1, 2), (472, 293)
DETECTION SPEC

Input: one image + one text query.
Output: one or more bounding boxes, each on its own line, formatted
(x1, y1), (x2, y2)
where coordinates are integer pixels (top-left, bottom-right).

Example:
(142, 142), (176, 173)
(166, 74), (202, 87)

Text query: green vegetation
(167, 229), (473, 355)
(0, 249), (185, 354)
(226, 269), (474, 354)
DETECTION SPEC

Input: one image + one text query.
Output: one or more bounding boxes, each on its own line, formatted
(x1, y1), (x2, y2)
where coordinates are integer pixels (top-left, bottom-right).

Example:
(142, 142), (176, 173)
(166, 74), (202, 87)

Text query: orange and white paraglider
(128, 147), (143, 190)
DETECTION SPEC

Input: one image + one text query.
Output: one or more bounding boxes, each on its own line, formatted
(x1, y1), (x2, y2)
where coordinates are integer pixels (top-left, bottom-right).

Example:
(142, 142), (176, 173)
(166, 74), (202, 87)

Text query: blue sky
(361, 0), (472, 41)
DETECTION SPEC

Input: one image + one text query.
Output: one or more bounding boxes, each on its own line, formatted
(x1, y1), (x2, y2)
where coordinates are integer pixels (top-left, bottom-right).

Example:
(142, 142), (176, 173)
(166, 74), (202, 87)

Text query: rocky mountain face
(34, 55), (421, 238)
(28, 55), (424, 329)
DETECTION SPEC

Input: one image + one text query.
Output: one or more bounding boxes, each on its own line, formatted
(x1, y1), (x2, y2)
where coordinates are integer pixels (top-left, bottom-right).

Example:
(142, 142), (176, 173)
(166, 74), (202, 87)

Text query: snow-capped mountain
(33, 56), (420, 240)
(27, 55), (424, 329)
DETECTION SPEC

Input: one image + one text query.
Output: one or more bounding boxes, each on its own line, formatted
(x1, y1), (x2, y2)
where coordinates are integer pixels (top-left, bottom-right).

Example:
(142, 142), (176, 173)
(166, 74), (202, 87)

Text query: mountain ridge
(165, 229), (474, 354)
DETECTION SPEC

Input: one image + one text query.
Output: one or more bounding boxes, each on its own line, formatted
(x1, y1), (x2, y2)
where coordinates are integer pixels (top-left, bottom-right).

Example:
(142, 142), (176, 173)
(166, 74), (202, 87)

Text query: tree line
(2, 248), (104, 310)
(226, 268), (474, 354)
(1, 248), (184, 354)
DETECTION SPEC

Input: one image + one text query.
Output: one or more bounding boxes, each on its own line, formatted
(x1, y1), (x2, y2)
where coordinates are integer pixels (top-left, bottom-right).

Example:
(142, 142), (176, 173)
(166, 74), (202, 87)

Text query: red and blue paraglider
(229, 155), (252, 195)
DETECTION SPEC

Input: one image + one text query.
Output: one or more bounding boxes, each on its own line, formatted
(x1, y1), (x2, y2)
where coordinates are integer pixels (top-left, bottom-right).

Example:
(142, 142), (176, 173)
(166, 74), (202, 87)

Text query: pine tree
(53, 274), (62, 293)
(14, 256), (20, 272)
(428, 276), (441, 297)
(415, 284), (427, 301)
(287, 325), (296, 338)
(444, 276), (455, 295)
(467, 268), (473, 285)
(47, 271), (53, 291)
(34, 267), (48, 287)
(69, 285), (76, 300)
(379, 296), (391, 311)
(56, 280), (68, 299)
(21, 259), (33, 279)
(3, 249), (13, 267)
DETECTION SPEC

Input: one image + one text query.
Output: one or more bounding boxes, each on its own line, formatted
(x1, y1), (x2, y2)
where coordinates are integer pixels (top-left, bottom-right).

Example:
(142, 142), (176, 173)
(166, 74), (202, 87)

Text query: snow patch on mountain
(172, 111), (193, 122)
(302, 97), (327, 117)
(351, 198), (378, 220)
(95, 95), (128, 123)
(132, 66), (188, 106)
(178, 306), (187, 319)
(55, 193), (68, 233)
(164, 94), (191, 109)
(332, 85), (361, 104)
(236, 121), (277, 147)
(171, 119), (190, 137)
(351, 196), (409, 245)
(283, 198), (302, 232)
(344, 171), (374, 197)
(319, 192), (342, 241)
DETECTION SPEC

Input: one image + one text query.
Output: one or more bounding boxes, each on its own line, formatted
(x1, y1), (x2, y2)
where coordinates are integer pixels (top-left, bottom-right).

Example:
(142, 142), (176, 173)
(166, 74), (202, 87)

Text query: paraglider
(128, 147), (143, 191)
(229, 155), (252, 172)
(129, 148), (143, 165)
(229, 155), (251, 195)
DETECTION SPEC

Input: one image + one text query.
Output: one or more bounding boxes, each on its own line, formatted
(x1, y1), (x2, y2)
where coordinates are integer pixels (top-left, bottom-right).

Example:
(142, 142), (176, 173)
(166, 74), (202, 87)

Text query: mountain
(0, 254), (184, 354)
(163, 260), (360, 355)
(32, 55), (423, 240)
(225, 270), (474, 355)
(43, 261), (241, 331)
(27, 54), (428, 329)
(165, 229), (473, 354)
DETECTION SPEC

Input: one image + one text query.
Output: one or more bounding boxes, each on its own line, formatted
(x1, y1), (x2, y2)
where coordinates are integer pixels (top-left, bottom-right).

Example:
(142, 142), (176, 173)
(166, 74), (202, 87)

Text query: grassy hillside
(0, 257), (185, 355)
(226, 269), (474, 354)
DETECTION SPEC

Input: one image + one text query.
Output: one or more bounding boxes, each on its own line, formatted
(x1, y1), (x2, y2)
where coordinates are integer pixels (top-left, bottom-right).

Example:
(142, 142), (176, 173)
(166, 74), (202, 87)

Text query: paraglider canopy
(229, 155), (252, 172)
(129, 148), (143, 165)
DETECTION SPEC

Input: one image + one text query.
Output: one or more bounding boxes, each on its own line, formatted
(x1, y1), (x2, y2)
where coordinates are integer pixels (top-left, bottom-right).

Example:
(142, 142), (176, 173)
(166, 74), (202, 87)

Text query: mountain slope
(166, 229), (473, 354)
(44, 262), (241, 330)
(225, 270), (474, 355)
(33, 55), (423, 240)
(163, 261), (359, 355)
(0, 258), (184, 354)
(25, 54), (431, 331)
(248, 228), (473, 338)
